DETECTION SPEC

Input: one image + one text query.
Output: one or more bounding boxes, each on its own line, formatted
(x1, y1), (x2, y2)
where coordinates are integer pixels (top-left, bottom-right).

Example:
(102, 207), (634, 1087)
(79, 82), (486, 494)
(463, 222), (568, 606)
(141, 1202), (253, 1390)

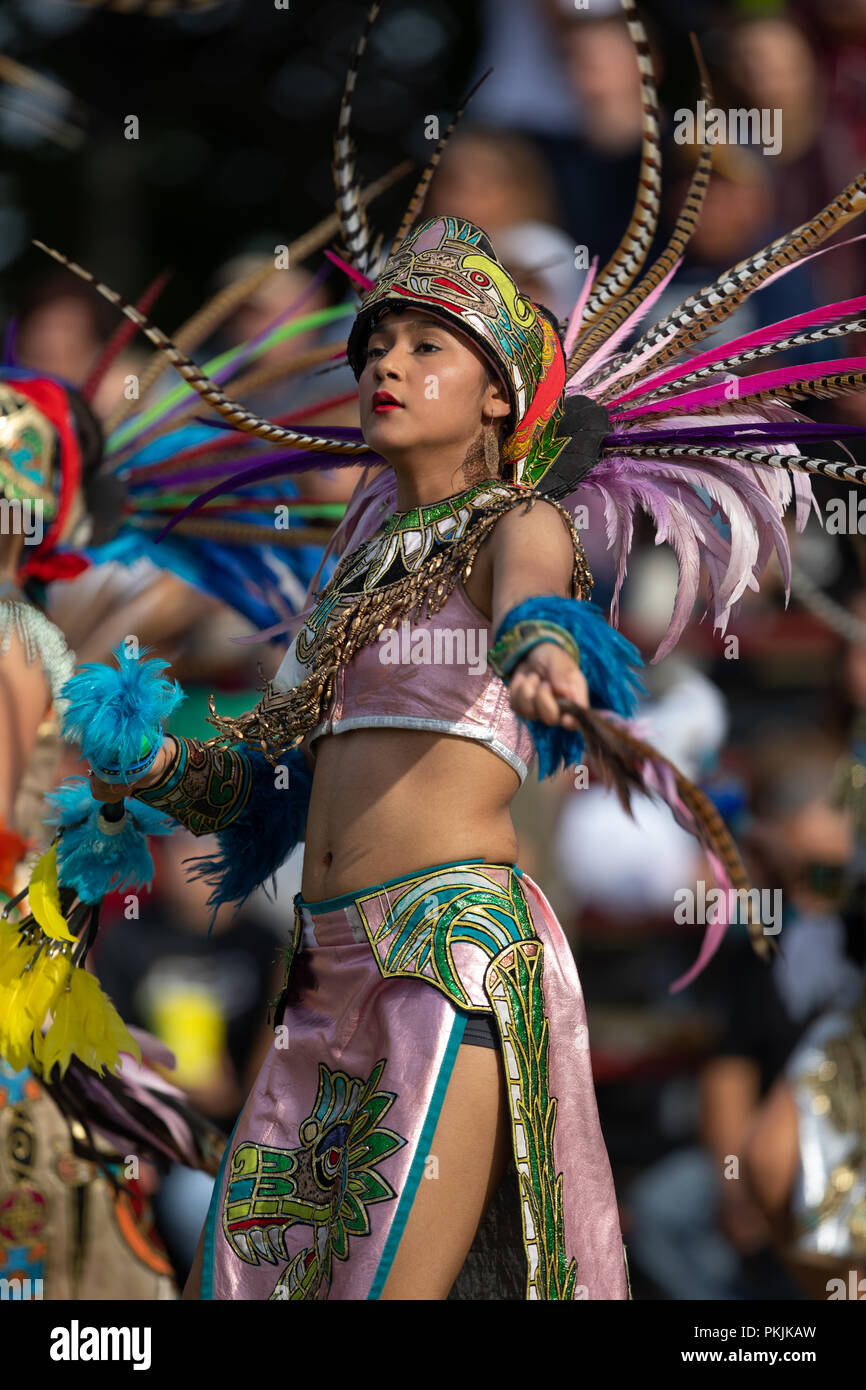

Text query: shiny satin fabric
(201, 858), (629, 1301)
(272, 579), (537, 785)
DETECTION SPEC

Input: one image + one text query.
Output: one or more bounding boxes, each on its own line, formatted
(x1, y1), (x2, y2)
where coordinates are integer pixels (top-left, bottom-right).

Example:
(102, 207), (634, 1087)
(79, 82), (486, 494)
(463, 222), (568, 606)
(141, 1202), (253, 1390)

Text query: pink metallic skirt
(201, 858), (630, 1300)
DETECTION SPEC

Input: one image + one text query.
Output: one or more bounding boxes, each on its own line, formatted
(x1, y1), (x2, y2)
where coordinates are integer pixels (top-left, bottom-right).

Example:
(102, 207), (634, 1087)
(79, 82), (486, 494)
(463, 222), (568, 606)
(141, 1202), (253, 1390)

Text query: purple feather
(603, 421), (866, 447)
(130, 451), (295, 490)
(193, 417), (365, 442)
(2, 317), (18, 366)
(151, 447), (386, 541)
(614, 356), (866, 419)
(568, 401), (816, 660)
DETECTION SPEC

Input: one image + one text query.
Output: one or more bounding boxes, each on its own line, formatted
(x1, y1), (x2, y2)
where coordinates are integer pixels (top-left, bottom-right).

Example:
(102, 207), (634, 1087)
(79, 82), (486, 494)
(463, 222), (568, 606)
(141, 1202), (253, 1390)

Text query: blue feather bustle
(88, 423), (331, 636)
(184, 745), (314, 926)
(45, 778), (175, 902)
(494, 596), (645, 779)
(60, 645), (185, 783)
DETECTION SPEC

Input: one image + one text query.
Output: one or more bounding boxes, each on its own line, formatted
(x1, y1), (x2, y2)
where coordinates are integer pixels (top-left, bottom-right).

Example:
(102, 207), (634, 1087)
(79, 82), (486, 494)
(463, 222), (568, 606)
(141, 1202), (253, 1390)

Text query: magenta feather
(323, 248), (375, 292)
(608, 295), (866, 408)
(613, 356), (866, 419)
(591, 231), (866, 400)
(563, 257), (598, 357)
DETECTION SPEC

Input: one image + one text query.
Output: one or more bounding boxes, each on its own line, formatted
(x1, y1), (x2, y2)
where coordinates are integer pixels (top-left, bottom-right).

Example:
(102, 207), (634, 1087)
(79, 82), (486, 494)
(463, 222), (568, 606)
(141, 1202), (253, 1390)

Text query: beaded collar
(381, 476), (511, 536)
(335, 478), (524, 590)
(294, 479), (524, 668)
(206, 478), (592, 758)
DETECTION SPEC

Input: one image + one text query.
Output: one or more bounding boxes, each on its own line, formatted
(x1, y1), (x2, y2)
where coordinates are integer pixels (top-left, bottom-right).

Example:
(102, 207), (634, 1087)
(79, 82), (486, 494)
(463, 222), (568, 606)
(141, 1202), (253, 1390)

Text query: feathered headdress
(325, 1), (866, 660)
(101, 0), (866, 665)
(343, 213), (611, 496)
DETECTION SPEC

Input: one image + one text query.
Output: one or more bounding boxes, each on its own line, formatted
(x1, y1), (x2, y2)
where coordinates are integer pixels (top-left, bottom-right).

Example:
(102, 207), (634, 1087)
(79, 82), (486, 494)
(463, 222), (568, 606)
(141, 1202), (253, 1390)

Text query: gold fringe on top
(205, 486), (593, 763)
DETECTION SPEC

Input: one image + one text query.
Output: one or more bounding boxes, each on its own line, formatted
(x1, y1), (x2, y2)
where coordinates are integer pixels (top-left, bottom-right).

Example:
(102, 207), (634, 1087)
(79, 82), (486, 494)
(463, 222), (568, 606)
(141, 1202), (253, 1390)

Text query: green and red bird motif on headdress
(346, 215), (573, 492)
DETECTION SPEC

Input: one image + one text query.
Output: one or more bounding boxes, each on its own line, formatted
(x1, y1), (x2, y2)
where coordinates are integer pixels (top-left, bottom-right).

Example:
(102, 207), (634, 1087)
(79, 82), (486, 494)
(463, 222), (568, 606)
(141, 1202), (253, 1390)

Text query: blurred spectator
(424, 126), (564, 238)
(795, 0), (866, 156)
(649, 142), (829, 362)
(738, 590), (866, 1296)
(725, 16), (821, 166)
(466, 0), (583, 138)
(218, 257), (332, 360)
(495, 220), (586, 320)
(744, 975), (866, 1300)
(626, 731), (855, 1300)
(14, 275), (112, 386)
(530, 8), (665, 265)
(558, 6), (648, 157)
(721, 13), (866, 304)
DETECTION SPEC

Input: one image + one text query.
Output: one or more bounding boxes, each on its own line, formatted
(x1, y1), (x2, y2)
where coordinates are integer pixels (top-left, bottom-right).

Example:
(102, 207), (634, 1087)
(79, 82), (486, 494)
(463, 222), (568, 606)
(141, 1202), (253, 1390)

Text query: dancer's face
(358, 307), (510, 463)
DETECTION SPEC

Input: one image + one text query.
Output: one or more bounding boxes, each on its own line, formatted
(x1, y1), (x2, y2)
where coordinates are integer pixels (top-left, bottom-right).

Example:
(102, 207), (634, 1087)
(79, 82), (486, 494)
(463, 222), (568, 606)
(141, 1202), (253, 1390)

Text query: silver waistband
(308, 715), (530, 783)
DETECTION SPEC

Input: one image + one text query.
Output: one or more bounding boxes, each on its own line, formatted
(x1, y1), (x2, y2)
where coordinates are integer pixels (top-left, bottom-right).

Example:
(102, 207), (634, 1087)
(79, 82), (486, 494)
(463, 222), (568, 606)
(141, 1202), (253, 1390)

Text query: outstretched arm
(87, 707), (314, 914)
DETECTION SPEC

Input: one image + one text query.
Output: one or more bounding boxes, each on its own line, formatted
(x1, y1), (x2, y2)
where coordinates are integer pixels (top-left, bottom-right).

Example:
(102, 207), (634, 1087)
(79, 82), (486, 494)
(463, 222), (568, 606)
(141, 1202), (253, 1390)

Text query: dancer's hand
(88, 735), (176, 801)
(508, 644), (589, 730)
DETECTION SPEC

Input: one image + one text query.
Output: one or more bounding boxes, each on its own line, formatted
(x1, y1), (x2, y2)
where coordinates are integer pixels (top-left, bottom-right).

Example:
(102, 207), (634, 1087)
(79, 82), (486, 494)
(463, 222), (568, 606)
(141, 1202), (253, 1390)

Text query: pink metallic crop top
(272, 580), (536, 784)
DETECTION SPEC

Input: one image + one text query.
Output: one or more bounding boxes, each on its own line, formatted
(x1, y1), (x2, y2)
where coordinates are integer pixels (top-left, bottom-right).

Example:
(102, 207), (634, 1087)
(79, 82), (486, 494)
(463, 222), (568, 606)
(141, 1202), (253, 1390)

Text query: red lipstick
(372, 391), (403, 412)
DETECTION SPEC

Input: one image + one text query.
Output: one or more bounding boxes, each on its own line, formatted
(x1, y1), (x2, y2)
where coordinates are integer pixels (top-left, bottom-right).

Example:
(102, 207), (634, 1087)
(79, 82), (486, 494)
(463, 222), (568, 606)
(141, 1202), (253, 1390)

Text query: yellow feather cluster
(0, 917), (43, 1072)
(36, 968), (141, 1079)
(0, 847), (141, 1078)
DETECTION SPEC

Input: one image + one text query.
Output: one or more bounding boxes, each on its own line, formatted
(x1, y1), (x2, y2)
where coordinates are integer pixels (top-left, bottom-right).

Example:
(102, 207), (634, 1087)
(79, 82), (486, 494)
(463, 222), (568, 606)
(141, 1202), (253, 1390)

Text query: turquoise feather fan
(59, 645), (184, 783)
(46, 778), (174, 902)
(493, 596), (645, 779)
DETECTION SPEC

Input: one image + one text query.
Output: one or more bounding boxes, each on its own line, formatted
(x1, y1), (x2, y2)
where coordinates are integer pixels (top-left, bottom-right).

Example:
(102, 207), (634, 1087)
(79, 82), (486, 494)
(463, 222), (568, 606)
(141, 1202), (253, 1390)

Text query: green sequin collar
(382, 476), (508, 536)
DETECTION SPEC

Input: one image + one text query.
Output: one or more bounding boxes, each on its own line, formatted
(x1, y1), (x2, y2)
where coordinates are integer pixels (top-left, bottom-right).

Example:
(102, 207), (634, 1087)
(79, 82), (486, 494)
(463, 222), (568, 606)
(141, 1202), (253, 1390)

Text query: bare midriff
(297, 525), (519, 903)
(299, 726), (520, 904)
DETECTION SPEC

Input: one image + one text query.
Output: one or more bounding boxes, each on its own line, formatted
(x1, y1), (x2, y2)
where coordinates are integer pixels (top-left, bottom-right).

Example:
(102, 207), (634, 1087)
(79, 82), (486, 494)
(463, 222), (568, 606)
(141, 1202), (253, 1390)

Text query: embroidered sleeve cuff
(133, 735), (253, 836)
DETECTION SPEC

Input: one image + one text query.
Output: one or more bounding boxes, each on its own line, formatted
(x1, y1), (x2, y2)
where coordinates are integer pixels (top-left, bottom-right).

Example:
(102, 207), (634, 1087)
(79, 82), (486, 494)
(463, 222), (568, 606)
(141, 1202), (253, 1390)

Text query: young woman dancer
(17, 0), (866, 1301)
(106, 244), (634, 1300)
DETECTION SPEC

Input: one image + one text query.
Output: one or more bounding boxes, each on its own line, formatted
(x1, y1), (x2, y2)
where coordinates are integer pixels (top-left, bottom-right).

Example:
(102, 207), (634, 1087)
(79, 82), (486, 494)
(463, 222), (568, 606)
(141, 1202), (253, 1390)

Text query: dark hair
(67, 390), (104, 478)
(67, 389), (127, 547)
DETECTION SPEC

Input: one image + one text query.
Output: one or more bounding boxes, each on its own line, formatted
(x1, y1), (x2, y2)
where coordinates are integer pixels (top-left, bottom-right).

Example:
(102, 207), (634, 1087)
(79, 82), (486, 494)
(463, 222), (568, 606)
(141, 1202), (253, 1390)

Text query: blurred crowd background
(2, 0), (866, 1300)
